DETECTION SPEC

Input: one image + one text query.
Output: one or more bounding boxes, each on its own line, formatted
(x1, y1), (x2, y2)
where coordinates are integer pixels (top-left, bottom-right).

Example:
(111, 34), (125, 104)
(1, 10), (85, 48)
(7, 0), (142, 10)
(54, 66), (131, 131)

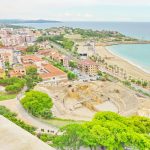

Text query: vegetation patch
(0, 92), (17, 101)
(44, 57), (77, 80)
(0, 106), (36, 134)
(37, 35), (75, 51)
(21, 90), (53, 119)
(26, 45), (40, 54)
(0, 77), (26, 93)
(52, 111), (150, 150)
(25, 66), (42, 90)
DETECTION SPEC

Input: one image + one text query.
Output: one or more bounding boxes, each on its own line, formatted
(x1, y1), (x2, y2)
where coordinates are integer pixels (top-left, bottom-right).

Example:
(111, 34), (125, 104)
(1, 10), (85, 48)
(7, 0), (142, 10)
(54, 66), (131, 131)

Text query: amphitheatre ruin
(36, 80), (150, 121)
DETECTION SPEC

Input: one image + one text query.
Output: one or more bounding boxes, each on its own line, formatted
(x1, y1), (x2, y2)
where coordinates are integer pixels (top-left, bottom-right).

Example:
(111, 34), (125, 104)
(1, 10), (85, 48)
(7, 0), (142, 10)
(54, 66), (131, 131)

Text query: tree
(25, 66), (42, 90)
(21, 91), (53, 119)
(53, 124), (97, 150)
(67, 72), (77, 80)
(136, 80), (142, 86)
(142, 81), (148, 88)
(69, 61), (77, 68)
(26, 45), (39, 53)
(26, 66), (38, 76)
(123, 80), (131, 86)
(0, 77), (26, 93)
(62, 39), (74, 51)
(53, 112), (150, 150)
(39, 133), (54, 142)
(5, 61), (11, 70)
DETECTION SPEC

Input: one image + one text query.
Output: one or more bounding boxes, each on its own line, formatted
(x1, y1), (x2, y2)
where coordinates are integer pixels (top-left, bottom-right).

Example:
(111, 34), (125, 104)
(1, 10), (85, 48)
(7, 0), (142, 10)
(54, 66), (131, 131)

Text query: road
(0, 88), (58, 133)
(49, 41), (79, 61)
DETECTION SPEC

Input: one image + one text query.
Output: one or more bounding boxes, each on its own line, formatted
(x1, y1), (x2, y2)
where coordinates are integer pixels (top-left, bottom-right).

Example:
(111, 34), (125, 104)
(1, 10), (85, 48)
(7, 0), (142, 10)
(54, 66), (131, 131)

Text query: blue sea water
(14, 22), (150, 73)
(107, 44), (150, 73)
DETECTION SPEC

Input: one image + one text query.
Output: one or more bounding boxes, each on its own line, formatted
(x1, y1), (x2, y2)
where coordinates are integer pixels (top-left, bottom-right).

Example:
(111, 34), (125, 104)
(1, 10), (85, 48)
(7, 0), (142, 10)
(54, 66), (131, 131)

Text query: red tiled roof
(79, 59), (98, 66)
(38, 50), (51, 55)
(22, 55), (43, 62)
(0, 68), (4, 73)
(39, 64), (66, 80)
(16, 46), (27, 51)
(9, 71), (24, 77)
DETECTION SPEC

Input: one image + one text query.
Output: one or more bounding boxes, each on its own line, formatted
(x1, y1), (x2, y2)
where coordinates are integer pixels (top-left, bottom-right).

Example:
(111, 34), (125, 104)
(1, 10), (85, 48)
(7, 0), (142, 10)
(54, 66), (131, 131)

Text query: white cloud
(0, 0), (150, 20)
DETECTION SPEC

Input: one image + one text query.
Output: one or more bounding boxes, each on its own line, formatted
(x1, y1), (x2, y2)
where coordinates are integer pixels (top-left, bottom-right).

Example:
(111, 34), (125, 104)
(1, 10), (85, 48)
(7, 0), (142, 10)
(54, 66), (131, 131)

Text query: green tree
(0, 77), (26, 93)
(21, 91), (53, 119)
(62, 39), (74, 51)
(26, 45), (39, 53)
(142, 81), (148, 88)
(53, 112), (150, 150)
(69, 61), (77, 68)
(25, 66), (42, 90)
(67, 72), (77, 80)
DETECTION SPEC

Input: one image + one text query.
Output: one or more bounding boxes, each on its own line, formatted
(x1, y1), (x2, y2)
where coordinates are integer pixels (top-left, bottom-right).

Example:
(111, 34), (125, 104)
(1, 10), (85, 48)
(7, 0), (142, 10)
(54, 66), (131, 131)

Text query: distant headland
(0, 19), (60, 24)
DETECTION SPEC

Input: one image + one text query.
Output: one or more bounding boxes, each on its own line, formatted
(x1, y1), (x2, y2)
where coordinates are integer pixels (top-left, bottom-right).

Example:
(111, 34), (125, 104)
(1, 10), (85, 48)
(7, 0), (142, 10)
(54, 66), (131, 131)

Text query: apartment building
(0, 48), (14, 66)
(21, 55), (67, 82)
(38, 49), (69, 67)
(78, 59), (99, 76)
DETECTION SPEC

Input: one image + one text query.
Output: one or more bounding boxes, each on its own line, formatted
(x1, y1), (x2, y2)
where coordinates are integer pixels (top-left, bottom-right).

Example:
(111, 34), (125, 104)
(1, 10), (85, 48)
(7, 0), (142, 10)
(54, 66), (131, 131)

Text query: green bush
(67, 72), (77, 80)
(69, 61), (77, 68)
(25, 66), (42, 90)
(0, 77), (26, 93)
(26, 45), (39, 53)
(21, 91), (53, 119)
(123, 80), (131, 86)
(53, 112), (150, 150)
(39, 134), (55, 142)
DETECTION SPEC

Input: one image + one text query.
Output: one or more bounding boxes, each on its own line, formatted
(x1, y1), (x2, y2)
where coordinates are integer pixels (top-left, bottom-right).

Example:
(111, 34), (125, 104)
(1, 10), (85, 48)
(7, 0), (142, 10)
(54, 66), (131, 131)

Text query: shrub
(0, 77), (26, 93)
(67, 72), (77, 80)
(21, 91), (53, 119)
(53, 112), (150, 150)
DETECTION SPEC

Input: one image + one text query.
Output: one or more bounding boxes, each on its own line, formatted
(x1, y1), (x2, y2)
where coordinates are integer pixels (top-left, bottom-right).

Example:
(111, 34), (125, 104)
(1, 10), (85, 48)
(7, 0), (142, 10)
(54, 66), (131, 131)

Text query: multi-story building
(21, 55), (67, 82)
(21, 55), (43, 64)
(78, 59), (99, 76)
(1, 35), (36, 47)
(0, 48), (14, 66)
(38, 49), (70, 67)
(0, 27), (37, 47)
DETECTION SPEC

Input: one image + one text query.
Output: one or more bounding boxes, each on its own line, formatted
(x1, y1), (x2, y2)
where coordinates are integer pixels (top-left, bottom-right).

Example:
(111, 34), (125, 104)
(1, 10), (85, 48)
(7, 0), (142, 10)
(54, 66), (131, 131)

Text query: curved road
(0, 93), (58, 133)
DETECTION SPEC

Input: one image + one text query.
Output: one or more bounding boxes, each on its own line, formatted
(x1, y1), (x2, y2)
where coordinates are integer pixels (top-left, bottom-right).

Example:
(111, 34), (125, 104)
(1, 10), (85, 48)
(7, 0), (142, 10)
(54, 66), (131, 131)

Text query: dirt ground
(35, 80), (150, 120)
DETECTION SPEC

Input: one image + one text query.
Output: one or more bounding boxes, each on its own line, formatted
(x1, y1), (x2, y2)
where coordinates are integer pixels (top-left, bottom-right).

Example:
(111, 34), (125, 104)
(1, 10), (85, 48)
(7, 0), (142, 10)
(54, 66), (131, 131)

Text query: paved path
(0, 87), (58, 133)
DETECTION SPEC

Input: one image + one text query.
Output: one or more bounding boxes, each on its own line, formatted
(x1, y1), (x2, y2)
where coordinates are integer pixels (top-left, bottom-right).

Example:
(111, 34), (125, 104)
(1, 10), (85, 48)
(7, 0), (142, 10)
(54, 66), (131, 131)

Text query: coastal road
(49, 41), (79, 61)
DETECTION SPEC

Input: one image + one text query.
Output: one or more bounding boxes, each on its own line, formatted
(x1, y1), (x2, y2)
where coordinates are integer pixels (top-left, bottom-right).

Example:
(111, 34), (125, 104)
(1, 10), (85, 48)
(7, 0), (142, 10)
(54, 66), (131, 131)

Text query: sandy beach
(96, 46), (150, 81)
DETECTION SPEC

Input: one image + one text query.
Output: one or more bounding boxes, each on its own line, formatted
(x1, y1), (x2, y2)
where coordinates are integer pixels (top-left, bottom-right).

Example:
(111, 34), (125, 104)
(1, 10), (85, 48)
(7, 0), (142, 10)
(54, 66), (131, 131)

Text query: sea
(14, 22), (150, 73)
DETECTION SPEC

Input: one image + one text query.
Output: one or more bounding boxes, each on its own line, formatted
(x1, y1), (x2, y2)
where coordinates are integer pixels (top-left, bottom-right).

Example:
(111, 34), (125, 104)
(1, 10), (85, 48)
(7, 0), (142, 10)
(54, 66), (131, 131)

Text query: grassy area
(0, 92), (17, 101)
(44, 118), (85, 128)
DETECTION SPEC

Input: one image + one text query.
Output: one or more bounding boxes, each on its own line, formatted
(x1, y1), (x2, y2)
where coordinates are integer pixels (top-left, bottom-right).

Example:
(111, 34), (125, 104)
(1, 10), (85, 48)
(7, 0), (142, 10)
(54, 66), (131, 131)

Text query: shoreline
(106, 46), (150, 75)
(96, 46), (150, 81)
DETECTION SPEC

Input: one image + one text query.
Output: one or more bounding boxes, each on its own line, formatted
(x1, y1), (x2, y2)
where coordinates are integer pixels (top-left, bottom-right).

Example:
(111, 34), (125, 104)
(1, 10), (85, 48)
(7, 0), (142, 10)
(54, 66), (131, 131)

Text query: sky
(0, 0), (150, 21)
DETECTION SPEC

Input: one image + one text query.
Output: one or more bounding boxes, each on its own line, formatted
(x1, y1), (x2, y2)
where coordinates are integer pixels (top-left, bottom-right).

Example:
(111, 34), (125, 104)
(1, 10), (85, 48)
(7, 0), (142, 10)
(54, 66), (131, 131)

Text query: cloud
(0, 0), (150, 21)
